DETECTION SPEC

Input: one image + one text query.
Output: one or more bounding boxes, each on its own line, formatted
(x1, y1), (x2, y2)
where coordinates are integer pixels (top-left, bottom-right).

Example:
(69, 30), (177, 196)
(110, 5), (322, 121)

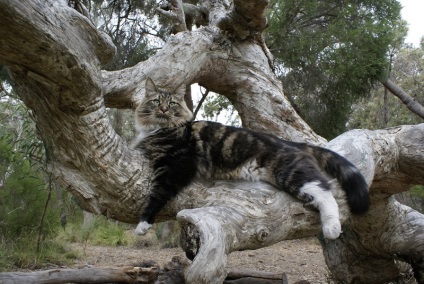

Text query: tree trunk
(0, 1), (423, 283)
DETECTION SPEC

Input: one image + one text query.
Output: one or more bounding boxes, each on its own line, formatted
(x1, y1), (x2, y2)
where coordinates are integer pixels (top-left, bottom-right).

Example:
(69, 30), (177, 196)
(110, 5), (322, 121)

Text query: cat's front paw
(135, 221), (152, 235)
(322, 220), (342, 240)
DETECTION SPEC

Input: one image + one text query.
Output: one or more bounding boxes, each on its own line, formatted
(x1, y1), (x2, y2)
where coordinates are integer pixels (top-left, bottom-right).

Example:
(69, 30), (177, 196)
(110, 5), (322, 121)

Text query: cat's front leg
(135, 194), (163, 235)
(135, 221), (152, 235)
(135, 181), (180, 235)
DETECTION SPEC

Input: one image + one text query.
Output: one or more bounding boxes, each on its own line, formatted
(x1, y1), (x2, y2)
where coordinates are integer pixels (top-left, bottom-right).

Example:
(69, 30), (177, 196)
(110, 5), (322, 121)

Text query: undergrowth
(0, 236), (77, 272)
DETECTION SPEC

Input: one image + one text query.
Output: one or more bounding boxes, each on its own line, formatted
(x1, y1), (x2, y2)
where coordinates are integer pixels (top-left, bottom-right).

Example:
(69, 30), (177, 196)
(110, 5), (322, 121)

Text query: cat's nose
(160, 106), (169, 113)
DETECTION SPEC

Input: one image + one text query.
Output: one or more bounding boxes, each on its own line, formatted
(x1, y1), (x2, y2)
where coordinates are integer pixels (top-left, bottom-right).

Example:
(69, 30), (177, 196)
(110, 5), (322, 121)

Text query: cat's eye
(152, 99), (160, 106)
(169, 101), (177, 107)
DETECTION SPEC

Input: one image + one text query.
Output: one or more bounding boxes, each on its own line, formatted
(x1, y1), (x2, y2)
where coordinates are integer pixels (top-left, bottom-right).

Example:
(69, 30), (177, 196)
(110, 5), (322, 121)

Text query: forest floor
(68, 233), (332, 283)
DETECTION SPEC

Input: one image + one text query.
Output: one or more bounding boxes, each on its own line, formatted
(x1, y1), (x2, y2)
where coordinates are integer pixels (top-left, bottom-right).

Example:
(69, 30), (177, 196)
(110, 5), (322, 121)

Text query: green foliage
(0, 157), (48, 237)
(197, 92), (241, 126)
(0, 99), (52, 239)
(0, 96), (74, 270)
(0, 237), (76, 271)
(267, 0), (405, 138)
(87, 0), (163, 71)
(410, 185), (424, 198)
(57, 215), (136, 250)
(349, 44), (424, 129)
(93, 218), (132, 246)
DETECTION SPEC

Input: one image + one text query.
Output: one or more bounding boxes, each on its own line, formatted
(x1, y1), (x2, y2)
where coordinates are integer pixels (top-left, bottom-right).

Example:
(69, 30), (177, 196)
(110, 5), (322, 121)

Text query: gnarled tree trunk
(0, 0), (423, 283)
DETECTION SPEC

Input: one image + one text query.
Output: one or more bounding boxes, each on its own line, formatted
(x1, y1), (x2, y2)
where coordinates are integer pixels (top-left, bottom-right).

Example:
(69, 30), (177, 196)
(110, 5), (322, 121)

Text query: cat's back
(190, 120), (295, 150)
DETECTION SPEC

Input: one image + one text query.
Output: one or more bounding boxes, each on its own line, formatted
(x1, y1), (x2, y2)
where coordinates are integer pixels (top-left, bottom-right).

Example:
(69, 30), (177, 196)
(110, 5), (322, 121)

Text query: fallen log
(0, 257), (290, 284)
(224, 269), (288, 284)
(0, 262), (160, 284)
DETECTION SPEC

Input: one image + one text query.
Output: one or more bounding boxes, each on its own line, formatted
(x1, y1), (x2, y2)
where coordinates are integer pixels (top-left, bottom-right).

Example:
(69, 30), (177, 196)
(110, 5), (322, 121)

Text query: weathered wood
(225, 269), (288, 284)
(0, 263), (160, 284)
(0, 260), (291, 284)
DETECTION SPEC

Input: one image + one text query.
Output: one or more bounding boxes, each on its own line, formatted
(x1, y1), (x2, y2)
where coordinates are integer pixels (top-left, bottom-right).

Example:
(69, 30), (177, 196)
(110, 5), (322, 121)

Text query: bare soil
(68, 235), (330, 283)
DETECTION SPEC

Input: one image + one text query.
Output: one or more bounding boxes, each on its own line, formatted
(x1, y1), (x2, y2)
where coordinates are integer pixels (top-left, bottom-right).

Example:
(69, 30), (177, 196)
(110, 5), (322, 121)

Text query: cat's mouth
(156, 113), (170, 119)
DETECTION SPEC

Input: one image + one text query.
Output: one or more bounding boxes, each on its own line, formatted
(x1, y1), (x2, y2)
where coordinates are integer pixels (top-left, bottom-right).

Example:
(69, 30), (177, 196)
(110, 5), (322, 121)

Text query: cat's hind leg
(299, 181), (341, 239)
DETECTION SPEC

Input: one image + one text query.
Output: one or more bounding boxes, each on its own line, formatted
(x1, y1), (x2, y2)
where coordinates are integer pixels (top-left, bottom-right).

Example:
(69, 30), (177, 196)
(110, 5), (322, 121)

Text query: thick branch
(382, 78), (424, 119)
(212, 0), (269, 39)
(0, 0), (115, 69)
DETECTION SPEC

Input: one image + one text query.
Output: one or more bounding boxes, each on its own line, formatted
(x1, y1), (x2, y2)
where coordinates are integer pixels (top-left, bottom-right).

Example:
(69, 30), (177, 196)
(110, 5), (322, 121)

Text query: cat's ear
(174, 82), (186, 98)
(145, 77), (157, 95)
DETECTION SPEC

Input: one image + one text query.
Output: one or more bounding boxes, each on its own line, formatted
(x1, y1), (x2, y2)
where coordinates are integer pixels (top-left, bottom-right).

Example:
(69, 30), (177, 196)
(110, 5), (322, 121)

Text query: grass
(0, 217), (181, 273)
(410, 185), (424, 198)
(0, 236), (77, 272)
(56, 215), (138, 252)
(93, 220), (135, 246)
(0, 215), (140, 271)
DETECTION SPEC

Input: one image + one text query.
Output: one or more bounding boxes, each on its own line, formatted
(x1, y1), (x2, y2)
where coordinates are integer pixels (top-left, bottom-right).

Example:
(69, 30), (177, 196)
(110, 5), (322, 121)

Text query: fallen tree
(0, 0), (423, 283)
(0, 257), (289, 284)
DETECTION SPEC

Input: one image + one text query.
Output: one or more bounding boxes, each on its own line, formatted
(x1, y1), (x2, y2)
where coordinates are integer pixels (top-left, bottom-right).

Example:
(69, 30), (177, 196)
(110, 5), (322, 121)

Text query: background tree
(267, 0), (406, 138)
(349, 41), (424, 129)
(0, 84), (68, 268)
(0, 1), (423, 283)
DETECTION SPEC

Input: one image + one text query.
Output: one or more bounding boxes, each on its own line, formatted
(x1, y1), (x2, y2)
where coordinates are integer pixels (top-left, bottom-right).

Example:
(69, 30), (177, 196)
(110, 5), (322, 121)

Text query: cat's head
(135, 78), (193, 131)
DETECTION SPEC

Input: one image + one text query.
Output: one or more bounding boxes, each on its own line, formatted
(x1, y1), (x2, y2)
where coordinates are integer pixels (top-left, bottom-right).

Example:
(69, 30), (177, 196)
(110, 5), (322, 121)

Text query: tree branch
(192, 88), (209, 120)
(213, 0), (269, 39)
(183, 3), (209, 28)
(157, 0), (188, 33)
(381, 78), (424, 119)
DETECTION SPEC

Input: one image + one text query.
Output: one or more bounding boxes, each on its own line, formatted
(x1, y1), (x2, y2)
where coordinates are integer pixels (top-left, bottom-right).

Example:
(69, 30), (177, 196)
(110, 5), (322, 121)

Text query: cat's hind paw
(135, 221), (152, 235)
(322, 220), (342, 240)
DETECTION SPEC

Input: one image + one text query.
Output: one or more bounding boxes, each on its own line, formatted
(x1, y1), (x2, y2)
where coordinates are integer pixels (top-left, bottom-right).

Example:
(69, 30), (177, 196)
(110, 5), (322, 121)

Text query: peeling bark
(0, 0), (423, 283)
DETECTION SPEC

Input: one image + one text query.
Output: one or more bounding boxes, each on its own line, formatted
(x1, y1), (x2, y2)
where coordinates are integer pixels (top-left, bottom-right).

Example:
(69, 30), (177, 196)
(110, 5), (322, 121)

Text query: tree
(349, 43), (424, 129)
(266, 0), (406, 139)
(0, 1), (423, 283)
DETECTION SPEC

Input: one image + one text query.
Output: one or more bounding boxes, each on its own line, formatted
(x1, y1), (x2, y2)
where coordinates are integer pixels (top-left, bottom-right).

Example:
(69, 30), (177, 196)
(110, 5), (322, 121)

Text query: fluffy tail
(312, 147), (370, 215)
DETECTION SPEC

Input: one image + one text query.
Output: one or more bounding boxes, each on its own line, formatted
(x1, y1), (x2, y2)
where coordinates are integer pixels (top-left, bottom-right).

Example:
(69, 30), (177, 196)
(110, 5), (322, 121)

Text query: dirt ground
(68, 235), (331, 283)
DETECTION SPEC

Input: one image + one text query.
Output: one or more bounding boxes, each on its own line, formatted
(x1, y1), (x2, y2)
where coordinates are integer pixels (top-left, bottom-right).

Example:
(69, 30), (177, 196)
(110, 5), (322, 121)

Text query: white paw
(322, 220), (342, 240)
(135, 221), (152, 235)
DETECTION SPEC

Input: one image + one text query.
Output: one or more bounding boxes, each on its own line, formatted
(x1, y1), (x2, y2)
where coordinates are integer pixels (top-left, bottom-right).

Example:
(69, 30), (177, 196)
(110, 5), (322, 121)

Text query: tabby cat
(132, 78), (370, 240)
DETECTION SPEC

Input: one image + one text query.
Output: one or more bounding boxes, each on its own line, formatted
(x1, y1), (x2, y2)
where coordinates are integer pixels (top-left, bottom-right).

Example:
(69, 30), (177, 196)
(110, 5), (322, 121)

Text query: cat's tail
(312, 147), (370, 215)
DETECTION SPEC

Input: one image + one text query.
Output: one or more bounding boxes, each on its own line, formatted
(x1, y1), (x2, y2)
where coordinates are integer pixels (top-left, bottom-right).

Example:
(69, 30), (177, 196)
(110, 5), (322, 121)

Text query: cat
(132, 78), (370, 240)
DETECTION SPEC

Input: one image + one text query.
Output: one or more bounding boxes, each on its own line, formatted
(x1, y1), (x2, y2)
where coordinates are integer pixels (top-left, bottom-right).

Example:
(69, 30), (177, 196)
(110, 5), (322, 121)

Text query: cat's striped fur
(132, 78), (370, 239)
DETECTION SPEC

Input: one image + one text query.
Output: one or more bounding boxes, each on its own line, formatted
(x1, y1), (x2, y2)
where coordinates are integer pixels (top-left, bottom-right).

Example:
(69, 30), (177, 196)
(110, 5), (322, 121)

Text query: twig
(193, 88), (210, 120)
(36, 172), (52, 253)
